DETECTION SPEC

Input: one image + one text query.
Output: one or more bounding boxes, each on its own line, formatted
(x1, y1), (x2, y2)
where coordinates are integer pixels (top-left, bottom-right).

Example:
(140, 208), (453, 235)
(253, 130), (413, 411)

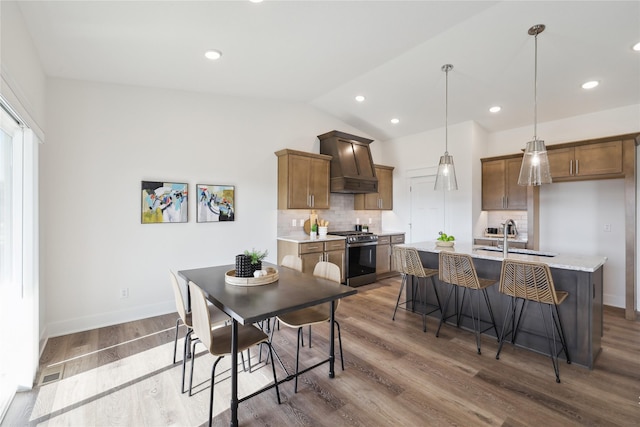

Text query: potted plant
(236, 248), (269, 277)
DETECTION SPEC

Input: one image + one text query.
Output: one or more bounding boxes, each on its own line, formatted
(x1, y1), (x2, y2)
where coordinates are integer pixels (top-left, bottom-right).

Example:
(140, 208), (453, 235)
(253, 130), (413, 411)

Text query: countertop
(399, 241), (607, 272)
(474, 234), (528, 243)
(377, 230), (406, 236)
(277, 234), (346, 243)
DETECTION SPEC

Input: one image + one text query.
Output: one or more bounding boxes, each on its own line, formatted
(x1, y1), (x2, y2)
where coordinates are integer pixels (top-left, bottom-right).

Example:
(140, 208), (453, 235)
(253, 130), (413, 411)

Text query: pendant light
(518, 24), (552, 186)
(434, 64), (458, 191)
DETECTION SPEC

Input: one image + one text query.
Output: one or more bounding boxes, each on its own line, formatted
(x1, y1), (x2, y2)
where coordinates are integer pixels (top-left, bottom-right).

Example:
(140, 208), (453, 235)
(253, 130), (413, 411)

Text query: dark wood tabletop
(178, 262), (358, 325)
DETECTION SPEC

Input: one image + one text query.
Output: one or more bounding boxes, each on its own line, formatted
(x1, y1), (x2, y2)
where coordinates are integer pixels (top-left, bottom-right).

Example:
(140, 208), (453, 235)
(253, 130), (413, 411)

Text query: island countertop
(399, 241), (607, 272)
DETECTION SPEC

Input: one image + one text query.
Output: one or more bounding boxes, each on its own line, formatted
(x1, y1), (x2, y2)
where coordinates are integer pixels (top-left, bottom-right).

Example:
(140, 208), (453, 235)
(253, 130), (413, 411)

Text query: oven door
(345, 242), (377, 287)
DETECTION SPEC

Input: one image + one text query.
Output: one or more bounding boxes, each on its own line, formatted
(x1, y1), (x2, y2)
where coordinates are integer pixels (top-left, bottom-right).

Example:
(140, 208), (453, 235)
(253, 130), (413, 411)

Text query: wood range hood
(318, 130), (378, 194)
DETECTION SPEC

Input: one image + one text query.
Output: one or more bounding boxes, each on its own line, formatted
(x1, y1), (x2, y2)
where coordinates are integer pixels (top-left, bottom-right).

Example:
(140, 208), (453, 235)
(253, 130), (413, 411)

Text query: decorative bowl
(435, 241), (455, 247)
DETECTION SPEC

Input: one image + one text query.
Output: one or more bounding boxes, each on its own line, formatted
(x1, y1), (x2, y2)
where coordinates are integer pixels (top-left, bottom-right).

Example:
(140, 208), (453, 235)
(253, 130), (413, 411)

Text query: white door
(409, 175), (445, 243)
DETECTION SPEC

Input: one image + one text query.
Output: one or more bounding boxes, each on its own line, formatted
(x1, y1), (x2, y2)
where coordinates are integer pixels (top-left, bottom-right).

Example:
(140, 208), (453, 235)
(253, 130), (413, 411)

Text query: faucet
(502, 219), (516, 258)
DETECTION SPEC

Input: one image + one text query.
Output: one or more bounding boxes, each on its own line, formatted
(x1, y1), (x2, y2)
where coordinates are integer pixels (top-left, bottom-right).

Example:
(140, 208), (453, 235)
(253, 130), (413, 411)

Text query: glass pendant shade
(518, 138), (552, 185)
(434, 152), (458, 191)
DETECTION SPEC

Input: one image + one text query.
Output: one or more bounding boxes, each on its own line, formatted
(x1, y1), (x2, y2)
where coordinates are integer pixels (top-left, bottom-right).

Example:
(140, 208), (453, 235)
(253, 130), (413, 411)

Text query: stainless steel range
(330, 231), (377, 287)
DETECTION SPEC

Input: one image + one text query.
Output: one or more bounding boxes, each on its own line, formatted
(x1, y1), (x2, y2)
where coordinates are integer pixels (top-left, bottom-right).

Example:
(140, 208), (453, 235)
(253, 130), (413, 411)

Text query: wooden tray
(225, 267), (279, 286)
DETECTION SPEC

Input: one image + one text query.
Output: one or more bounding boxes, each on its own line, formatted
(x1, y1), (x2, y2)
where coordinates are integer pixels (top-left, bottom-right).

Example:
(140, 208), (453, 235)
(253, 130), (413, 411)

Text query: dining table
(178, 262), (357, 427)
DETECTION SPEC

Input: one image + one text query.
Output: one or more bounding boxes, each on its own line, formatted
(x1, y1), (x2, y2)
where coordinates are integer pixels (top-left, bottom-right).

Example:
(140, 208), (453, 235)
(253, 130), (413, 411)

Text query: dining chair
(496, 259), (571, 383)
(169, 270), (229, 393)
(271, 261), (344, 393)
(188, 281), (281, 426)
(391, 246), (441, 332)
(435, 251), (498, 354)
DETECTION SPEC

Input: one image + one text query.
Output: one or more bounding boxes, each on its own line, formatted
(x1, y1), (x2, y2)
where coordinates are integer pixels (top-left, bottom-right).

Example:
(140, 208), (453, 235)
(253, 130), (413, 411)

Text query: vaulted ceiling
(16, 1), (640, 142)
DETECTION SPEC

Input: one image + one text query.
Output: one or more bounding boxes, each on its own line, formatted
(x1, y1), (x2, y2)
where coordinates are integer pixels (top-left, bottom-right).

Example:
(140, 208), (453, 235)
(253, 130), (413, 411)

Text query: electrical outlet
(603, 224), (611, 232)
(120, 288), (129, 298)
(292, 219), (297, 227)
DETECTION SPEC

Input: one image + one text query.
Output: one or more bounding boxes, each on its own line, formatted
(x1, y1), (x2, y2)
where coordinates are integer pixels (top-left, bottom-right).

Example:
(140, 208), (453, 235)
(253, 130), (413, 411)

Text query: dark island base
(408, 251), (603, 369)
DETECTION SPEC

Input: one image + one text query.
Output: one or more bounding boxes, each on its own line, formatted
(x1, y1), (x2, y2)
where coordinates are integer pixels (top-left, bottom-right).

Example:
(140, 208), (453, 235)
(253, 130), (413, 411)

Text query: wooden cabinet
(547, 140), (623, 181)
(354, 165), (394, 210)
(482, 156), (527, 210)
(278, 238), (345, 283)
(376, 233), (405, 279)
(275, 149), (331, 209)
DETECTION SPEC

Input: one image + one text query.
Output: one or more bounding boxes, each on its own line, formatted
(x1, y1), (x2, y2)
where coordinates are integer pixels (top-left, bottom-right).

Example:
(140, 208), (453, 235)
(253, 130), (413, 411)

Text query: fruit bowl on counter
(436, 231), (455, 247)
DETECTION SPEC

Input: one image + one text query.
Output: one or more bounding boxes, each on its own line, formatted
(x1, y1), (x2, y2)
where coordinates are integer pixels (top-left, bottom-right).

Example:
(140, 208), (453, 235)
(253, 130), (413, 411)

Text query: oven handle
(347, 241), (378, 248)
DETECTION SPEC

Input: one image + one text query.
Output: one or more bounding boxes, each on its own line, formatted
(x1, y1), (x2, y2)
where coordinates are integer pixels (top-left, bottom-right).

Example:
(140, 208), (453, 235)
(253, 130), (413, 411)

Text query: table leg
(329, 300), (335, 378)
(230, 320), (238, 427)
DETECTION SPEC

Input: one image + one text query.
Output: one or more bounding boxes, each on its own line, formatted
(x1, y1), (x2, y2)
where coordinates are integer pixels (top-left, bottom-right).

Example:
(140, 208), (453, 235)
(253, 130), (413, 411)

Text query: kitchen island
(397, 241), (607, 369)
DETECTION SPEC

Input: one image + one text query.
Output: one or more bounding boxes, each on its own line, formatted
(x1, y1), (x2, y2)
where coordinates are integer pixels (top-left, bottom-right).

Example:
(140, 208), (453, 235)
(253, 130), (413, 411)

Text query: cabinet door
(325, 249), (345, 283)
(505, 157), (527, 210)
(377, 166), (393, 210)
(288, 155), (312, 208)
(547, 147), (574, 179)
(309, 157), (330, 209)
(482, 159), (506, 210)
(575, 141), (623, 177)
(376, 244), (391, 275)
(300, 252), (323, 276)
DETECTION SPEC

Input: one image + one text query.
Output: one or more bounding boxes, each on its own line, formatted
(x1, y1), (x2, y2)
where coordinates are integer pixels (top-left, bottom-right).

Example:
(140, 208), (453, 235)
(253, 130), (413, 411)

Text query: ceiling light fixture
(434, 64), (458, 191)
(204, 50), (222, 60)
(633, 42), (640, 51)
(355, 95), (365, 102)
(390, 118), (399, 124)
(489, 106), (501, 113)
(581, 80), (599, 89)
(518, 24), (552, 186)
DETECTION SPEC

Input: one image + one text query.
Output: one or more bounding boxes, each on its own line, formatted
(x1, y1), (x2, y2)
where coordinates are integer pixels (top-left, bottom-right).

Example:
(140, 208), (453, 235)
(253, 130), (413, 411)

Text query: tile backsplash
(486, 211), (527, 234)
(277, 193), (382, 236)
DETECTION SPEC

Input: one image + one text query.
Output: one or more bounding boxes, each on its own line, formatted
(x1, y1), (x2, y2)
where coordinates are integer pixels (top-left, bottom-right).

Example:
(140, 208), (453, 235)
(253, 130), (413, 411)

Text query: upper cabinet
(354, 164), (394, 210)
(547, 140), (623, 181)
(275, 149), (331, 209)
(482, 156), (527, 210)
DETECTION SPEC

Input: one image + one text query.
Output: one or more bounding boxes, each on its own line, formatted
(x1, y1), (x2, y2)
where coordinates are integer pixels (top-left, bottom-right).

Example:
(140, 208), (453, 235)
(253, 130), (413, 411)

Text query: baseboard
(45, 300), (175, 339)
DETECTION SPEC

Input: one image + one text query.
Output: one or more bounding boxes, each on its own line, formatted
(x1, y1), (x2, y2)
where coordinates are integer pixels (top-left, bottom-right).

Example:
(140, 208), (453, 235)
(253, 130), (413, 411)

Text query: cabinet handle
(576, 159), (579, 175)
(308, 195), (311, 207)
(505, 196), (508, 208)
(311, 194), (315, 207)
(570, 160), (573, 176)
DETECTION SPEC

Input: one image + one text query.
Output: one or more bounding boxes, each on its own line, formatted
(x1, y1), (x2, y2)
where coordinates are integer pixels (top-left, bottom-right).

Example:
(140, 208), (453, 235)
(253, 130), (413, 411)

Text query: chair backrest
(281, 255), (303, 272)
(170, 270), (189, 325)
(499, 259), (560, 305)
(188, 281), (213, 351)
(392, 246), (407, 274)
(313, 261), (341, 283)
(313, 261), (341, 312)
(438, 251), (482, 290)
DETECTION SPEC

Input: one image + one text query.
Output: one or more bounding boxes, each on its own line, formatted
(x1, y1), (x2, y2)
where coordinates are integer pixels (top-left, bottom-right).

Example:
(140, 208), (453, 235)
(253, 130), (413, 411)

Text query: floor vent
(39, 365), (64, 386)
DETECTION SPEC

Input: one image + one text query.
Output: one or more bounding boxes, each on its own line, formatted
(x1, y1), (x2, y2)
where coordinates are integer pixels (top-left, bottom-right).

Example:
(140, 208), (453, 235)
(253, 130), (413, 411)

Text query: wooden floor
(4, 277), (640, 426)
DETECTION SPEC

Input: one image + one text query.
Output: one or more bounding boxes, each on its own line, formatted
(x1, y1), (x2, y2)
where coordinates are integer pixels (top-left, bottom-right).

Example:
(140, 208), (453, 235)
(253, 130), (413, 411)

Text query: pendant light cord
(445, 67), (448, 153)
(533, 30), (538, 141)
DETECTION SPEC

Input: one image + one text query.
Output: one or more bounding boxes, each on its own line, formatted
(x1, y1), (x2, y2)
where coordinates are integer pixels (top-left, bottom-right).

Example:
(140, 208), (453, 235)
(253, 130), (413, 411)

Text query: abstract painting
(141, 181), (188, 223)
(197, 184), (235, 222)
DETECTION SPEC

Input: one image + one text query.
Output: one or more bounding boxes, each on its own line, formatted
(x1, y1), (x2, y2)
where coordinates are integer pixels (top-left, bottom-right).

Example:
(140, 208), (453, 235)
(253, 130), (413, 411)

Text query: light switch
(603, 224), (611, 232)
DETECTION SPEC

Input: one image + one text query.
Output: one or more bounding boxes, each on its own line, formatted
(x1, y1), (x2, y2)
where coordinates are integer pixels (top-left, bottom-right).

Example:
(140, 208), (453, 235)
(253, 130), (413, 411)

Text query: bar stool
(496, 259), (571, 383)
(392, 246), (441, 332)
(436, 251), (498, 354)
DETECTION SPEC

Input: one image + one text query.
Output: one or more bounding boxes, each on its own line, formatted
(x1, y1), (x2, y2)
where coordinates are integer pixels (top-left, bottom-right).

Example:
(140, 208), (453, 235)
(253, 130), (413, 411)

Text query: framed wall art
(197, 184), (235, 222)
(141, 181), (188, 223)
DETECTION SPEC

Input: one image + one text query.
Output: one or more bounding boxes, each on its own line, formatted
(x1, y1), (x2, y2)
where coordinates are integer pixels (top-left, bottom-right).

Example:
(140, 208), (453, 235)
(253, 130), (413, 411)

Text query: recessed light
(249, 0), (263, 3)
(204, 50), (222, 60)
(390, 118), (400, 124)
(633, 42), (640, 51)
(355, 95), (365, 102)
(581, 80), (599, 89)
(489, 106), (501, 113)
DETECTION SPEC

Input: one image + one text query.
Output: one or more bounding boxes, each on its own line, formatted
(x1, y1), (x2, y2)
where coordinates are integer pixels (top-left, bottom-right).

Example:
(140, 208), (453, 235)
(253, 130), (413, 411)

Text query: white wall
(486, 104), (640, 308)
(42, 77), (369, 337)
(380, 120), (482, 243)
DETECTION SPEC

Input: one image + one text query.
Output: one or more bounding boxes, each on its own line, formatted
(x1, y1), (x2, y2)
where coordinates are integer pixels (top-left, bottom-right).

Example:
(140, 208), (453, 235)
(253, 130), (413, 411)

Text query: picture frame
(141, 181), (188, 223)
(197, 184), (235, 222)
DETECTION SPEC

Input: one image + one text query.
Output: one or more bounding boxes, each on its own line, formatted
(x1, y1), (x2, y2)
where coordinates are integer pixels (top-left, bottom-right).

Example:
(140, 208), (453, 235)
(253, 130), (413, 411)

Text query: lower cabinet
(376, 233), (405, 279)
(278, 238), (345, 283)
(473, 238), (526, 249)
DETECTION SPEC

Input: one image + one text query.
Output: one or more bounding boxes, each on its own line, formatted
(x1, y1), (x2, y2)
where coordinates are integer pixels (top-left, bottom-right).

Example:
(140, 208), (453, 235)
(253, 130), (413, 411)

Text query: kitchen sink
(474, 246), (557, 257)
